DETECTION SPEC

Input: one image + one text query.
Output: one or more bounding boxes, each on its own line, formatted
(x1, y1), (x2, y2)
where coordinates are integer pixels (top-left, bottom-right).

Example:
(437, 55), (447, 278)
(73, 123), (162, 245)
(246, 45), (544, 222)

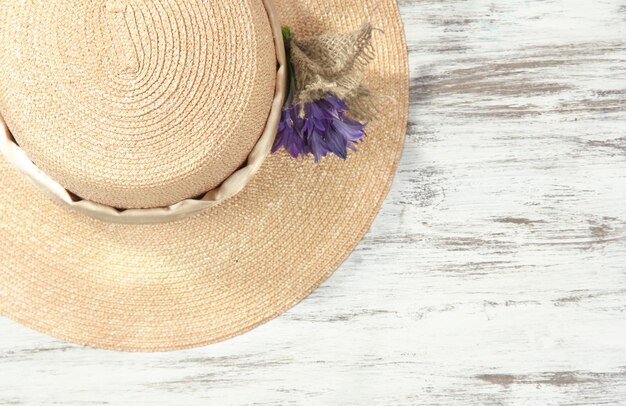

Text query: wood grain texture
(1, 0), (625, 404)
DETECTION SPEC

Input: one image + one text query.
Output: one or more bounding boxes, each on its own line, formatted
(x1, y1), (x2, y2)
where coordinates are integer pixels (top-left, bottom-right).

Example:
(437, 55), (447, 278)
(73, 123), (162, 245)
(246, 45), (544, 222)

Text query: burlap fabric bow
(290, 22), (376, 119)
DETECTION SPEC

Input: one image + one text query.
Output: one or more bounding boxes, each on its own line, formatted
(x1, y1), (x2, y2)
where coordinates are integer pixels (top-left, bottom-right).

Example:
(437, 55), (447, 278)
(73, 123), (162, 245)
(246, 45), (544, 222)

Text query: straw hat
(0, 0), (408, 351)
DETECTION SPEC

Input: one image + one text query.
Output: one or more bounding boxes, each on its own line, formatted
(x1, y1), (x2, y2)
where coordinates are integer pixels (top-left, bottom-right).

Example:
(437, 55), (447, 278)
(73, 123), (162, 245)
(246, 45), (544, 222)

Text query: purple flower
(272, 94), (367, 162)
(272, 105), (306, 158)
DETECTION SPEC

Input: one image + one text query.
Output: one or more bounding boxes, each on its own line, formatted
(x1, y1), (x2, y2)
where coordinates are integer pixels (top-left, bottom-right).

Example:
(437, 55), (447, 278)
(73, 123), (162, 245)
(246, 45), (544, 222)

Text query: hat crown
(0, 0), (277, 209)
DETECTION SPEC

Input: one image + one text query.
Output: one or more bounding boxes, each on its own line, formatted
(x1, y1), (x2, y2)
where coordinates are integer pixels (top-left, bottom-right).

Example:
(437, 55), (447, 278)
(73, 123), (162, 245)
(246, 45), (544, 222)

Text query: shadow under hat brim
(0, 0), (408, 351)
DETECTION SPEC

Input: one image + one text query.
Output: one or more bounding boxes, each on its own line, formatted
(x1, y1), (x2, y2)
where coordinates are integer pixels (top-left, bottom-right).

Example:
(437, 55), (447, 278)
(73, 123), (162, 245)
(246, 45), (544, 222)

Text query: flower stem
(282, 26), (297, 107)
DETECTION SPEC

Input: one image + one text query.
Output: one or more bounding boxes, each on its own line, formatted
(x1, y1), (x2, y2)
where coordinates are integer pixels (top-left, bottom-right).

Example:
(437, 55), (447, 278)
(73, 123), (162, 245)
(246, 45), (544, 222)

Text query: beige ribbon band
(0, 0), (286, 225)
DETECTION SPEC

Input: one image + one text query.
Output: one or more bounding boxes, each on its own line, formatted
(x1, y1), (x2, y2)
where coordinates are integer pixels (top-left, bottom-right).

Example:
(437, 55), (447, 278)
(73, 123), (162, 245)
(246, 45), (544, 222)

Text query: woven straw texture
(0, 0), (408, 352)
(0, 0), (276, 209)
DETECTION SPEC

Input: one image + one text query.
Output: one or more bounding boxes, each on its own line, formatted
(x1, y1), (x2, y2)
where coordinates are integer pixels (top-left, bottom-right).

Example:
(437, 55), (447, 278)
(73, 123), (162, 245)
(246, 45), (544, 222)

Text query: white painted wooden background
(2, 0), (626, 404)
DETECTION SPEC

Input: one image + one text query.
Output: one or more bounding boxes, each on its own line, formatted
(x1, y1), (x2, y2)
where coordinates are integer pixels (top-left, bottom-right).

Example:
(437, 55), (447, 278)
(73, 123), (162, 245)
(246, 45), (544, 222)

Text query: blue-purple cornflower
(272, 94), (367, 162)
(272, 26), (367, 162)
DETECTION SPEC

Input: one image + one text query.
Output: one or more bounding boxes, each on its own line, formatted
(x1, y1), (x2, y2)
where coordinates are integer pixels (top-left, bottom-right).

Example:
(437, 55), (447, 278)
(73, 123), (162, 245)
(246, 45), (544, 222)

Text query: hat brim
(0, 0), (408, 351)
